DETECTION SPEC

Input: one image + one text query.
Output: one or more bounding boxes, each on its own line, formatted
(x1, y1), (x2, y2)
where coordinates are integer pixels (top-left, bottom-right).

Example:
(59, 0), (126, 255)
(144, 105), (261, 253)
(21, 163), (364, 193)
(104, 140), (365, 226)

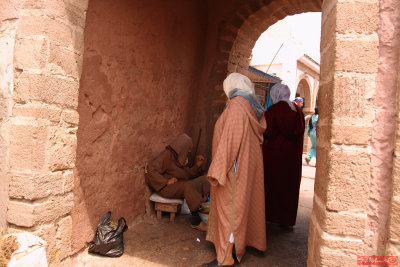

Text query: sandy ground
(71, 162), (315, 267)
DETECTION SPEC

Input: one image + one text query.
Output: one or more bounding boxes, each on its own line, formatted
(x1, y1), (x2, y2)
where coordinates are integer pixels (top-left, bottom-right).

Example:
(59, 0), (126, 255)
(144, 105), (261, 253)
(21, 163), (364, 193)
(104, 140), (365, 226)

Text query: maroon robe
(262, 101), (305, 226)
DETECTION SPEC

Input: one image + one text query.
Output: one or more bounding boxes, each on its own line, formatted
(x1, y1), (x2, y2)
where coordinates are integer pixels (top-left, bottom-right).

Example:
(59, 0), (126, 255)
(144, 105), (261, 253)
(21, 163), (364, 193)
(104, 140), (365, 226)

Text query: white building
(250, 14), (320, 114)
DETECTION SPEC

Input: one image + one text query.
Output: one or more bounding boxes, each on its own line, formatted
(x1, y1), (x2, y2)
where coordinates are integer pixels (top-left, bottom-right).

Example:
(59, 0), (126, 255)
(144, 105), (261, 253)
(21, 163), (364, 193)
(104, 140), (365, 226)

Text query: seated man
(145, 133), (210, 229)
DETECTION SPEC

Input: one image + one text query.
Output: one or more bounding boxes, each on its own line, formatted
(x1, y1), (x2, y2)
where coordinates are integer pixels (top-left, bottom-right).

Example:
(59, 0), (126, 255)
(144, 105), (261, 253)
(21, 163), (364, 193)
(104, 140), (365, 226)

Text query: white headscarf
(223, 72), (255, 98)
(270, 83), (296, 111)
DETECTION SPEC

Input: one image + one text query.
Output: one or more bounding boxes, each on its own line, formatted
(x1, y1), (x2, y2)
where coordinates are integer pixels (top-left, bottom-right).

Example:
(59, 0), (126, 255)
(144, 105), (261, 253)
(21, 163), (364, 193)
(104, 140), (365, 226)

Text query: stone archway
(297, 76), (313, 153)
(204, 0), (322, 161)
(205, 0), (400, 266)
(296, 77), (313, 112)
(2, 0), (399, 266)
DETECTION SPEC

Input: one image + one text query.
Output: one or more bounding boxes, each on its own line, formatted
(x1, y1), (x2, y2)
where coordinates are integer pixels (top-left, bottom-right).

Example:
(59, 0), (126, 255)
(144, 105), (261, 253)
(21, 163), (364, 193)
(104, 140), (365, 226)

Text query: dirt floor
(71, 164), (315, 267)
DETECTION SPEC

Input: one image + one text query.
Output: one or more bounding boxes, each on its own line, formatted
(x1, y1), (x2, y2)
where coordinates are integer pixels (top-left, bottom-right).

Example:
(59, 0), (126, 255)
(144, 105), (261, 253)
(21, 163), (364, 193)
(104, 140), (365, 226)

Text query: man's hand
(167, 177), (178, 185)
(196, 155), (206, 167)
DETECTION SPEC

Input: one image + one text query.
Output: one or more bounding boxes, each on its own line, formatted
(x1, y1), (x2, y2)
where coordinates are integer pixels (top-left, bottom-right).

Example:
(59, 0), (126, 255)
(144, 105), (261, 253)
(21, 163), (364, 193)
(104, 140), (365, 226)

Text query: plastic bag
(88, 211), (128, 257)
(180, 199), (191, 215)
(7, 233), (47, 267)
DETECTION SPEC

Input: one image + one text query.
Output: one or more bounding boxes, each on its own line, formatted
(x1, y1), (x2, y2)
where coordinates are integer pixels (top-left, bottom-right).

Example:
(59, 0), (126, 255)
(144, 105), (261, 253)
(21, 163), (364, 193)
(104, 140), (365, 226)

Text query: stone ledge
(14, 72), (79, 108)
(336, 1), (379, 34)
(47, 126), (77, 172)
(9, 172), (64, 200)
(17, 14), (73, 47)
(7, 193), (73, 227)
(14, 37), (47, 70)
(12, 103), (62, 122)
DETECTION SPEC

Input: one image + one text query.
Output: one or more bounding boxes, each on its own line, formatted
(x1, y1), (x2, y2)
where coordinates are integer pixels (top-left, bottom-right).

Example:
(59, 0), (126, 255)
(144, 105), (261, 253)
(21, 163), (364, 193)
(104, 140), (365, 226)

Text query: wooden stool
(149, 193), (183, 222)
(155, 202), (179, 221)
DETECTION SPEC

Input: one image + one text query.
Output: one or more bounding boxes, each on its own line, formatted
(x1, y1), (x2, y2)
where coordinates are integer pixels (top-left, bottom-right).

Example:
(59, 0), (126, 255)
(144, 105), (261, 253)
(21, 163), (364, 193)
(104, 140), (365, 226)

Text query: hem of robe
(206, 167), (238, 264)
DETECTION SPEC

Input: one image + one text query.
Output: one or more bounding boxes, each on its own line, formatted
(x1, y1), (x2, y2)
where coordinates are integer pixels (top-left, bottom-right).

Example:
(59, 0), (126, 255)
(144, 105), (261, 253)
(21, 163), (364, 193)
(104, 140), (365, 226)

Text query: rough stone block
(320, 45), (335, 84)
(12, 103), (62, 122)
(228, 16), (245, 32)
(312, 225), (368, 257)
(307, 216), (318, 265)
(392, 158), (400, 194)
(23, 0), (88, 14)
(58, 257), (72, 267)
(61, 109), (79, 125)
(314, 147), (329, 203)
(32, 223), (57, 263)
(17, 15), (72, 47)
(332, 72), (376, 121)
(7, 194), (73, 227)
(395, 132), (400, 157)
(386, 242), (400, 257)
(49, 43), (82, 79)
(9, 124), (48, 172)
(317, 124), (332, 149)
(72, 28), (84, 54)
(35, 193), (74, 224)
(56, 216), (72, 261)
(320, 246), (358, 267)
(218, 40), (234, 53)
(387, 196), (400, 242)
(326, 145), (370, 211)
(65, 0), (89, 13)
(336, 1), (379, 34)
(9, 172), (64, 200)
(14, 37), (47, 70)
(324, 211), (366, 238)
(47, 127), (77, 171)
(335, 35), (379, 73)
(7, 200), (35, 227)
(63, 170), (74, 193)
(331, 125), (372, 145)
(14, 72), (79, 108)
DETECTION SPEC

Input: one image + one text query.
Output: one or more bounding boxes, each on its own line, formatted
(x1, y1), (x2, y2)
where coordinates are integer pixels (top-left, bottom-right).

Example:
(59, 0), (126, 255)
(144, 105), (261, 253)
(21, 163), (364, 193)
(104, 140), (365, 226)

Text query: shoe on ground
(201, 259), (233, 267)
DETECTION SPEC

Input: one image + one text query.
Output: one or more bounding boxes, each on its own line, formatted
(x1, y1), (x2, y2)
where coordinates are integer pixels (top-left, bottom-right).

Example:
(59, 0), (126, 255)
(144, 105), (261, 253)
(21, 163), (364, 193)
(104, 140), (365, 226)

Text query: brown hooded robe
(145, 134), (210, 211)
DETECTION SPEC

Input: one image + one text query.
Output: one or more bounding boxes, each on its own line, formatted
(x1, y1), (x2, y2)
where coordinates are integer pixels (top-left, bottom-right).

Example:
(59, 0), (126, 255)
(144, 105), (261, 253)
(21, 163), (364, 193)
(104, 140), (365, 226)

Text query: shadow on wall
(70, 0), (208, 253)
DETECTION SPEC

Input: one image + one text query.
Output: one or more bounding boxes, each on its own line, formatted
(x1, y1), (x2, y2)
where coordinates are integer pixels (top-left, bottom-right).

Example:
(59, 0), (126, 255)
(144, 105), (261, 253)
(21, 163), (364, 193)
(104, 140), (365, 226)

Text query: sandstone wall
(307, 0), (400, 265)
(3, 0), (399, 265)
(5, 0), (89, 264)
(71, 0), (208, 252)
(0, 0), (24, 231)
(386, 1), (400, 256)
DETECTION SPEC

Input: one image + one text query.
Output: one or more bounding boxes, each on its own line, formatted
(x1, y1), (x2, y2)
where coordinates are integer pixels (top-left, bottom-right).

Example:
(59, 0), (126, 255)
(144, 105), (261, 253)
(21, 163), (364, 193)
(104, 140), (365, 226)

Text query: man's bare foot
(191, 221), (207, 232)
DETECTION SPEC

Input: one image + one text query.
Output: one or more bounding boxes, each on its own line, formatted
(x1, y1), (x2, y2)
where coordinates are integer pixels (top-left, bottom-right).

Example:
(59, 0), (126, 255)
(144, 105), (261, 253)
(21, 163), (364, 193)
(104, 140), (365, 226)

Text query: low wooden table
(154, 202), (180, 222)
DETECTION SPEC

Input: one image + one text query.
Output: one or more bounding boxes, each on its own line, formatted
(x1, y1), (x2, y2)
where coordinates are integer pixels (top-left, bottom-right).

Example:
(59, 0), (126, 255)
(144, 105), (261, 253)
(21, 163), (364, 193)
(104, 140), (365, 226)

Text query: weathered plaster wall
(72, 0), (207, 252)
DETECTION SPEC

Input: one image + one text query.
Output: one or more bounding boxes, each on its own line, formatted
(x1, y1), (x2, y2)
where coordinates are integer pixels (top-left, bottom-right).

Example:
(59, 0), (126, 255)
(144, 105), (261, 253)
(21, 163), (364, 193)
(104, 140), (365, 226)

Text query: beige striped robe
(206, 96), (267, 264)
